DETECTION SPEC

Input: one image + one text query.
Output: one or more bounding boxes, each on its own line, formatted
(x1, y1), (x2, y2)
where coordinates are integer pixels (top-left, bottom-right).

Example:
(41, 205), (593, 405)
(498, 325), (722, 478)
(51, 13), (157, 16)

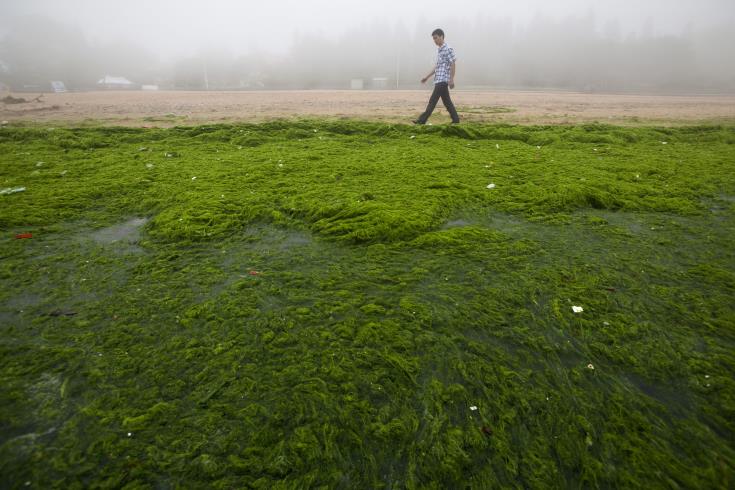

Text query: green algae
(0, 121), (734, 488)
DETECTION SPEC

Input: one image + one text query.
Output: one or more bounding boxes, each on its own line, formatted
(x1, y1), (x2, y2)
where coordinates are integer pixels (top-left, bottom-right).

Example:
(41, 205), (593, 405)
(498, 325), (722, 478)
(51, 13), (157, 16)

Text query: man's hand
(421, 77), (428, 84)
(449, 79), (455, 89)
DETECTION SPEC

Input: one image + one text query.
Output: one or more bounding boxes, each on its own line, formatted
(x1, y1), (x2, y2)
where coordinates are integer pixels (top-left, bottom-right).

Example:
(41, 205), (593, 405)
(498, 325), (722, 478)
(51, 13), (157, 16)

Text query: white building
(97, 75), (135, 89)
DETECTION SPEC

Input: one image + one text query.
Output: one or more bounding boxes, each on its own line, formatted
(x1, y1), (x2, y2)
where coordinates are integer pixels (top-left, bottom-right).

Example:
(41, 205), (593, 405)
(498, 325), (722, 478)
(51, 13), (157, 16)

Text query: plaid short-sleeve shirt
(435, 43), (456, 84)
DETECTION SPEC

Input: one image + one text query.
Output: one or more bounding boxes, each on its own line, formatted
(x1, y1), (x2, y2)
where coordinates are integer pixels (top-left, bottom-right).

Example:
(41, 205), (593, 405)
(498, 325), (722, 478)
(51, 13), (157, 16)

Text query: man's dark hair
(432, 28), (445, 37)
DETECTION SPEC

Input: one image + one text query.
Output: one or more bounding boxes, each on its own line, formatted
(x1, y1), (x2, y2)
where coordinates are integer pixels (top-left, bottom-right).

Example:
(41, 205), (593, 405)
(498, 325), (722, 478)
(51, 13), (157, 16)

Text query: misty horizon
(1, 0), (735, 93)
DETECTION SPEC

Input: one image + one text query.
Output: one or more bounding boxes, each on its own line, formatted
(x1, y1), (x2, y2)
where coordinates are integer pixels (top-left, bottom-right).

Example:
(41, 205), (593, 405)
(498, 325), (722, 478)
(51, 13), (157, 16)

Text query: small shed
(371, 77), (389, 89)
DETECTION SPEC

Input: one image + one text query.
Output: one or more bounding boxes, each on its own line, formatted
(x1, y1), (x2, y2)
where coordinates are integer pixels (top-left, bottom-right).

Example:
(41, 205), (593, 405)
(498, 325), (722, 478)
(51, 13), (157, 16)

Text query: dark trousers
(417, 82), (460, 123)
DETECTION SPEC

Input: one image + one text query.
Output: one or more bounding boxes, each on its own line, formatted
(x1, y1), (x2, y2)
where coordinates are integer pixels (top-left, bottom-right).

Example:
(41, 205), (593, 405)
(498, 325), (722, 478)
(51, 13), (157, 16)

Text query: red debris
(15, 233), (32, 239)
(248, 270), (260, 276)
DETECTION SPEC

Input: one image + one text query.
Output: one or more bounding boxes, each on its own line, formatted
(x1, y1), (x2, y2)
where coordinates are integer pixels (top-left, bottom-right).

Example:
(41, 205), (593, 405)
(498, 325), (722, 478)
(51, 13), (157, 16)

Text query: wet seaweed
(0, 121), (733, 488)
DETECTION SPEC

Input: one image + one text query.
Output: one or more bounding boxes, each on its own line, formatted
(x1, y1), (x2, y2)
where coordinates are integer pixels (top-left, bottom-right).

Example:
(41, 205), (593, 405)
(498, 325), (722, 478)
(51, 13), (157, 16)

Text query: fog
(1, 0), (734, 92)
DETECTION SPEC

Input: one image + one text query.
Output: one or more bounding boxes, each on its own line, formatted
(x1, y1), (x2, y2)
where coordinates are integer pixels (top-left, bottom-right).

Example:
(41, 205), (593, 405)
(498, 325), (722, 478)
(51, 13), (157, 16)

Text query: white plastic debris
(36, 162), (44, 167)
(409, 135), (416, 139)
(536, 146), (541, 149)
(587, 363), (595, 370)
(146, 163), (154, 169)
(495, 144), (500, 149)
(127, 432), (132, 437)
(486, 183), (496, 189)
(661, 141), (668, 145)
(191, 176), (197, 180)
(572, 306), (584, 313)
(470, 406), (478, 411)
(0, 187), (26, 195)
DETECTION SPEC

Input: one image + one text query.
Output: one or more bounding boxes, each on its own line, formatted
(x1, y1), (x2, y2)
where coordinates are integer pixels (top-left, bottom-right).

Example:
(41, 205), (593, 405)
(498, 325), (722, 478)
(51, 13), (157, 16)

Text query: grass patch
(1, 120), (734, 488)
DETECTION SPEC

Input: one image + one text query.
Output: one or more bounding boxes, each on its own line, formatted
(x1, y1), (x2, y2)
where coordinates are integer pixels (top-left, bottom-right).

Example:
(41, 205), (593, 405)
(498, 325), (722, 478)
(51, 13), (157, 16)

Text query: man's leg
(439, 85), (460, 123)
(415, 83), (444, 124)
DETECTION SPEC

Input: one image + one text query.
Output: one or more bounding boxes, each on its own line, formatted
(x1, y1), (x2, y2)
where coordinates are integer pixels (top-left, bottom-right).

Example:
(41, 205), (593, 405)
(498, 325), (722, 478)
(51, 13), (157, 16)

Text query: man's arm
(421, 68), (435, 84)
(449, 62), (456, 89)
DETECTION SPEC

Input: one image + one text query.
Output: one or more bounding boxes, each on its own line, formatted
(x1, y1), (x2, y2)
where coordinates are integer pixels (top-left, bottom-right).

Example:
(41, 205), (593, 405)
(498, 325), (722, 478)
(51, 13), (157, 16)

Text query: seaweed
(0, 121), (733, 488)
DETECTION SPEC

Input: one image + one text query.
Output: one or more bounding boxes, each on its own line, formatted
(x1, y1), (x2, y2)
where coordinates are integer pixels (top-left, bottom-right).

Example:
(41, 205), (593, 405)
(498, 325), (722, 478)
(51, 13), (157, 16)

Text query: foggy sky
(3, 0), (735, 59)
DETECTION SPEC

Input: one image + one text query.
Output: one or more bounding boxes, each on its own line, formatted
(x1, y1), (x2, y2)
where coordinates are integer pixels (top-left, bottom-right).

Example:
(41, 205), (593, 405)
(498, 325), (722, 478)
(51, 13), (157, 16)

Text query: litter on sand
(1, 187), (26, 195)
(572, 306), (584, 313)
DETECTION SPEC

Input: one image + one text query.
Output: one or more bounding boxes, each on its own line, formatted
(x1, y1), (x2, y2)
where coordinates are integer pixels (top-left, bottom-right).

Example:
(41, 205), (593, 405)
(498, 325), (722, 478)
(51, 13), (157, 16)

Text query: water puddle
(91, 217), (149, 244)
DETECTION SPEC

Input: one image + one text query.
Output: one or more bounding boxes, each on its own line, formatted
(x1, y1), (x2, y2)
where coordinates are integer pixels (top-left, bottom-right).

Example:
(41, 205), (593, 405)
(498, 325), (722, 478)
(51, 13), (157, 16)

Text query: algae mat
(0, 121), (734, 488)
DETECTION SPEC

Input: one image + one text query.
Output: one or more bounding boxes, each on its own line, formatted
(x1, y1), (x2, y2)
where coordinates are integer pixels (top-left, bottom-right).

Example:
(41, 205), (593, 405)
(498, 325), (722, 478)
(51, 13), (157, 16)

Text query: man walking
(414, 28), (460, 125)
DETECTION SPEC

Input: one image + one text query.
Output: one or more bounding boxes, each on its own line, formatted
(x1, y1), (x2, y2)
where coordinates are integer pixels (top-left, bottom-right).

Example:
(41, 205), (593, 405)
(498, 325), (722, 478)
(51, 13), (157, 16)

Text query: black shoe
(413, 119), (425, 125)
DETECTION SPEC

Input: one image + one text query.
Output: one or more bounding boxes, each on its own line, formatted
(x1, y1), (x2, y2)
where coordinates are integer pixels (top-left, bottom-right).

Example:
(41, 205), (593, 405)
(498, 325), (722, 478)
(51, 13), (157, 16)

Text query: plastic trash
(587, 363), (595, 370)
(486, 183), (496, 189)
(15, 233), (33, 239)
(248, 270), (260, 276)
(470, 406), (478, 411)
(409, 135), (416, 139)
(1, 187), (26, 195)
(572, 306), (583, 313)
